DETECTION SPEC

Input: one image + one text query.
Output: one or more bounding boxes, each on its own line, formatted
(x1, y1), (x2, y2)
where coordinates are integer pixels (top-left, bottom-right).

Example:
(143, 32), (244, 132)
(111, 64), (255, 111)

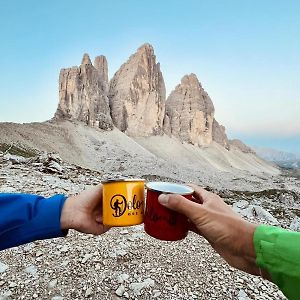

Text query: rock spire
(55, 53), (113, 130)
(164, 74), (215, 146)
(108, 43), (166, 136)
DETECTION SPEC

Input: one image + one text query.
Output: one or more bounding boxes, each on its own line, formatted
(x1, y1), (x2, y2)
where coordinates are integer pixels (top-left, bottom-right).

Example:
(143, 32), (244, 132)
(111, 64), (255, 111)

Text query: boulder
(290, 217), (300, 231)
(3, 153), (28, 164)
(233, 201), (279, 225)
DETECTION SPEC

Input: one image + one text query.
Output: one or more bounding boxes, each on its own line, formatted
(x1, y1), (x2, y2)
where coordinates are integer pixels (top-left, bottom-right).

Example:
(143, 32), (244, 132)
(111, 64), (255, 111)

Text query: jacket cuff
(253, 224), (278, 270)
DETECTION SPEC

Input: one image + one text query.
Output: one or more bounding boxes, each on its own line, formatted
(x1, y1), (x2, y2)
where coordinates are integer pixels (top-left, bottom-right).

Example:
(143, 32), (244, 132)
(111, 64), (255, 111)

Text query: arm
(0, 193), (67, 250)
(158, 185), (300, 299)
(1, 184), (110, 251)
(158, 185), (264, 276)
(254, 225), (300, 300)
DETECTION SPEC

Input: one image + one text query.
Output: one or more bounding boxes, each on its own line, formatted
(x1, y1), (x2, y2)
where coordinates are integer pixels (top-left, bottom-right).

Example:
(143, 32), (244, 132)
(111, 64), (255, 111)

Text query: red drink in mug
(144, 182), (194, 241)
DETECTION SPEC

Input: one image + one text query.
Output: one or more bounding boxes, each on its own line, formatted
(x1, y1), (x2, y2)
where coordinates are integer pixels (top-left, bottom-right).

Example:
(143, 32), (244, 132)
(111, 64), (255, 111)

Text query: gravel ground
(1, 156), (298, 299)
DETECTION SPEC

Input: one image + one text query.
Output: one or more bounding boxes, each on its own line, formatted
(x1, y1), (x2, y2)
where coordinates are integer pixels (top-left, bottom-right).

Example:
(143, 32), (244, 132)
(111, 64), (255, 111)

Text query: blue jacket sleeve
(0, 193), (68, 250)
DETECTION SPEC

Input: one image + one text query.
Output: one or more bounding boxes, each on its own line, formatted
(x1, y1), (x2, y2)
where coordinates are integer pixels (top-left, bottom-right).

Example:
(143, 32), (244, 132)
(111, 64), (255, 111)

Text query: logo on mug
(110, 194), (126, 217)
(110, 194), (143, 217)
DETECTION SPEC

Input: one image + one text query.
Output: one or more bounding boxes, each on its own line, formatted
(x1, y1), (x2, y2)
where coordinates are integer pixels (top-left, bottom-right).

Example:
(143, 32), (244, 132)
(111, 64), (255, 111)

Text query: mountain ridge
(0, 43), (279, 177)
(55, 43), (249, 154)
(253, 146), (299, 162)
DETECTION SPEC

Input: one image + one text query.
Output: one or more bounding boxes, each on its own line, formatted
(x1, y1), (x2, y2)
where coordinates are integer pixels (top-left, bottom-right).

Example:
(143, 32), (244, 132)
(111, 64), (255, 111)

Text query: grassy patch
(0, 143), (37, 158)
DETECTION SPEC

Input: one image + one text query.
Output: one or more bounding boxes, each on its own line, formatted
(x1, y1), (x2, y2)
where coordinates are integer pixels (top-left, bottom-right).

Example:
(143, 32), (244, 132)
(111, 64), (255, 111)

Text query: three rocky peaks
(55, 43), (251, 152)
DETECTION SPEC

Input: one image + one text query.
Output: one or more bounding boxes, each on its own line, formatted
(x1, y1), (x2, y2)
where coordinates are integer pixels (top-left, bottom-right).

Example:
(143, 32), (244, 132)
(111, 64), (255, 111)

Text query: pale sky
(0, 0), (299, 153)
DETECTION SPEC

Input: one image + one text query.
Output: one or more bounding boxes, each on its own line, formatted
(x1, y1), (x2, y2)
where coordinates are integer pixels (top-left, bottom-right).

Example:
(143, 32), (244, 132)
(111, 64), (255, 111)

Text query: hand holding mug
(158, 184), (270, 278)
(60, 184), (110, 235)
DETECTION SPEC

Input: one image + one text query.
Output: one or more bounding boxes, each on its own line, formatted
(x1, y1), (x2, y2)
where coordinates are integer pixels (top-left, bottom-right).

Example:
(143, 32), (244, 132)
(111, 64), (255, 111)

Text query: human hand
(60, 184), (110, 235)
(158, 184), (270, 279)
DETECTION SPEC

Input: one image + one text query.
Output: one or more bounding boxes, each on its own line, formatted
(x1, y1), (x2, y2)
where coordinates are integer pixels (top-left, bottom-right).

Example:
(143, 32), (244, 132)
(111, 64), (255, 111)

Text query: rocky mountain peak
(137, 43), (154, 53)
(54, 54), (113, 130)
(181, 73), (200, 86)
(164, 73), (230, 148)
(163, 73), (215, 146)
(81, 53), (92, 65)
(108, 44), (166, 136)
(94, 55), (108, 83)
(54, 44), (246, 152)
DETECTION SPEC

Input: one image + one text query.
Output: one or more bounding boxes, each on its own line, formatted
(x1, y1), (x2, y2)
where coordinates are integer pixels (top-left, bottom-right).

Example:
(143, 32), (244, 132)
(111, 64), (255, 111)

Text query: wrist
(239, 220), (258, 259)
(239, 220), (268, 275)
(60, 196), (75, 230)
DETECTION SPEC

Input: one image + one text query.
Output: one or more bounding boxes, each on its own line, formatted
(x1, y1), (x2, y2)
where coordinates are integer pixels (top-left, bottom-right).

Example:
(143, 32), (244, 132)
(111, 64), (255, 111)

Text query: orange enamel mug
(102, 178), (145, 226)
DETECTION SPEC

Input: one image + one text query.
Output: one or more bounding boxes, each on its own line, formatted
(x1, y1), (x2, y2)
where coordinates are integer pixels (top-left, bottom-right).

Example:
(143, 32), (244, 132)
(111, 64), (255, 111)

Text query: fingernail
(158, 194), (169, 205)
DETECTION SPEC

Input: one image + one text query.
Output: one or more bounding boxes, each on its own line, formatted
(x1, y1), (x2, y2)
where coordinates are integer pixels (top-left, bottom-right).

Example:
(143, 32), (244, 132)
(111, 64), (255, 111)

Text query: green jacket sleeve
(254, 225), (300, 300)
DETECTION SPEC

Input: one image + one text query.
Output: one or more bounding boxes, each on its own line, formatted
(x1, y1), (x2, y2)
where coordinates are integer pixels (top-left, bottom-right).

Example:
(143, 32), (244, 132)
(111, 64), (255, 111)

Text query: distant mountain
(276, 160), (300, 169)
(253, 147), (298, 161)
(253, 147), (300, 169)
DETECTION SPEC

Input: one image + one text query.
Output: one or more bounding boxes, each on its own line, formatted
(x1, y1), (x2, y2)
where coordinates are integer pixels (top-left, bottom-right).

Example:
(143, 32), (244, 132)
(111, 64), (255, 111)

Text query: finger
(188, 184), (211, 204)
(101, 225), (111, 233)
(95, 215), (112, 233)
(95, 214), (103, 223)
(93, 223), (111, 235)
(192, 195), (202, 204)
(188, 221), (198, 233)
(158, 193), (204, 221)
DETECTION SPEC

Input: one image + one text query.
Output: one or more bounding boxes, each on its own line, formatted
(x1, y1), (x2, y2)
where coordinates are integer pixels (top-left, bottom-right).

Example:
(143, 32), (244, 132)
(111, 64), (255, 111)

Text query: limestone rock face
(54, 44), (252, 153)
(108, 43), (166, 136)
(81, 53), (92, 65)
(230, 139), (255, 153)
(94, 55), (108, 84)
(212, 119), (230, 149)
(55, 54), (113, 130)
(164, 74), (214, 146)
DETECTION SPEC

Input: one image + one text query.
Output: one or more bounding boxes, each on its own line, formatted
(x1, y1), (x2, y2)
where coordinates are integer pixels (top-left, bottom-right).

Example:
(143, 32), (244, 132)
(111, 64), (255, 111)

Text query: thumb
(158, 193), (202, 221)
